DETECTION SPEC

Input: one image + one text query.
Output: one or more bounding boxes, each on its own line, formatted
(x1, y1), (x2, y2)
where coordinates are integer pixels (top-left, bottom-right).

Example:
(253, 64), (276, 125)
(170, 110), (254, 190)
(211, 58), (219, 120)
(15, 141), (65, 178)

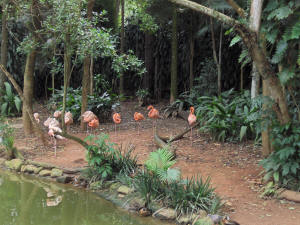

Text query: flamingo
(44, 118), (64, 157)
(134, 112), (145, 135)
(88, 118), (99, 135)
(33, 113), (40, 123)
(64, 111), (73, 132)
(112, 113), (121, 136)
(147, 105), (159, 135)
(188, 106), (197, 146)
(53, 110), (62, 118)
(82, 111), (97, 133)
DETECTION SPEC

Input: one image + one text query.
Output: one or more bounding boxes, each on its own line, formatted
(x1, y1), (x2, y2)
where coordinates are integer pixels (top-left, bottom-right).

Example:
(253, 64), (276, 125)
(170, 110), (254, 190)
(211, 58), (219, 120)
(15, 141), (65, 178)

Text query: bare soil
(11, 101), (300, 225)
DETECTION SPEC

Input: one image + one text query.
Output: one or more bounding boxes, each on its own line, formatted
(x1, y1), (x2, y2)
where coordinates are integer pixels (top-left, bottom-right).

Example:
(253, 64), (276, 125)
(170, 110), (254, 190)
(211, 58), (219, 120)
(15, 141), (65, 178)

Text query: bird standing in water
(188, 106), (197, 146)
(112, 113), (121, 136)
(147, 105), (159, 136)
(134, 112), (145, 135)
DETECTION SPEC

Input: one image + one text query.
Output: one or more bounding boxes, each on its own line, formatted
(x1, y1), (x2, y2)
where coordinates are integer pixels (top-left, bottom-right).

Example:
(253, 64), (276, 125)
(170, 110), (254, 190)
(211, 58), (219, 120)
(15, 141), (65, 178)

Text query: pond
(0, 170), (169, 225)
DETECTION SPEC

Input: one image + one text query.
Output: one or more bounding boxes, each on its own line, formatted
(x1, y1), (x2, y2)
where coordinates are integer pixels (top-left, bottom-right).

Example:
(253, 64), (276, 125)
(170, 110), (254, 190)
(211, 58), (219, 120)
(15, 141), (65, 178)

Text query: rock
(56, 176), (73, 184)
(33, 167), (43, 174)
(198, 210), (207, 218)
(117, 185), (133, 195)
(21, 165), (26, 172)
(39, 170), (52, 177)
(5, 159), (23, 171)
(118, 193), (126, 198)
(128, 197), (145, 210)
(194, 216), (213, 225)
(89, 181), (103, 190)
(109, 182), (121, 191)
(0, 158), (6, 165)
(24, 165), (37, 173)
(51, 168), (63, 178)
(177, 215), (191, 225)
(153, 208), (176, 220)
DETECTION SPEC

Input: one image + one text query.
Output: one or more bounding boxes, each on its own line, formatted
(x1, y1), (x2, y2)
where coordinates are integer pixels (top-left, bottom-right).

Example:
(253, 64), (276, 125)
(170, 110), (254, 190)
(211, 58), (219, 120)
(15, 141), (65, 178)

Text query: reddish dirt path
(12, 101), (300, 225)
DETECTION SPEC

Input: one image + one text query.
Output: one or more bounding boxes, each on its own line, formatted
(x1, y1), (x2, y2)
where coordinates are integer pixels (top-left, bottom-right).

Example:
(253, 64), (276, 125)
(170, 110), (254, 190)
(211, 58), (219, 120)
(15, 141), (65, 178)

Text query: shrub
(49, 87), (118, 122)
(0, 82), (22, 116)
(0, 117), (19, 159)
(261, 121), (300, 191)
(196, 89), (262, 142)
(85, 134), (138, 180)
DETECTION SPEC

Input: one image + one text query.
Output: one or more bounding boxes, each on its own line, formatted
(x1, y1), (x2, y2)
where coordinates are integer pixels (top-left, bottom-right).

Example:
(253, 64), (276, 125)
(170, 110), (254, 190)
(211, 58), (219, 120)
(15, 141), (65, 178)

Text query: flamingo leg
(191, 127), (193, 146)
(138, 122), (140, 135)
(54, 137), (57, 157)
(115, 124), (117, 136)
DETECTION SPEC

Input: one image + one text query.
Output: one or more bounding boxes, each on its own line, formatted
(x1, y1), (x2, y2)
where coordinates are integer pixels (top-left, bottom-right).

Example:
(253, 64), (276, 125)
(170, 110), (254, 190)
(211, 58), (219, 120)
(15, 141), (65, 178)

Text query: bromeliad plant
(0, 82), (22, 116)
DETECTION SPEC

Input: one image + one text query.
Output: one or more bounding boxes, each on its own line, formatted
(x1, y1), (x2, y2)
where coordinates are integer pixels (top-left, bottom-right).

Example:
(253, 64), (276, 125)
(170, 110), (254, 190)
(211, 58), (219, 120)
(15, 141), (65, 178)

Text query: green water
(0, 170), (169, 225)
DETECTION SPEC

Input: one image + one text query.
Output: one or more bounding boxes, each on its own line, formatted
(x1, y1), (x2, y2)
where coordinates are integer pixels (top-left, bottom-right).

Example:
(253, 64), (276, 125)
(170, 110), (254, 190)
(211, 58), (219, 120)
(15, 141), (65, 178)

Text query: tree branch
(225, 0), (246, 18)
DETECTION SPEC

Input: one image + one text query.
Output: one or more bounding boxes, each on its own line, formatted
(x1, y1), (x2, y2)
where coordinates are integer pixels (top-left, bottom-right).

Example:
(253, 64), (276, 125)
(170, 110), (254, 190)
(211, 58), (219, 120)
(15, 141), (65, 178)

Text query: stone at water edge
(153, 208), (176, 220)
(194, 216), (213, 225)
(51, 168), (63, 178)
(33, 167), (43, 174)
(24, 165), (38, 173)
(56, 176), (73, 184)
(5, 159), (23, 171)
(117, 185), (133, 195)
(0, 158), (6, 165)
(89, 181), (103, 190)
(39, 170), (52, 177)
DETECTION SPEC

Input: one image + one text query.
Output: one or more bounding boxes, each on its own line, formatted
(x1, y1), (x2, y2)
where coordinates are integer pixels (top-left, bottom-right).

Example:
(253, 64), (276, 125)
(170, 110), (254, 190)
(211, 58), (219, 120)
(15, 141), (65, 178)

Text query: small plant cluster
(0, 117), (18, 159)
(0, 82), (22, 117)
(85, 140), (222, 216)
(261, 121), (300, 192)
(85, 133), (138, 180)
(196, 89), (262, 142)
(48, 87), (118, 122)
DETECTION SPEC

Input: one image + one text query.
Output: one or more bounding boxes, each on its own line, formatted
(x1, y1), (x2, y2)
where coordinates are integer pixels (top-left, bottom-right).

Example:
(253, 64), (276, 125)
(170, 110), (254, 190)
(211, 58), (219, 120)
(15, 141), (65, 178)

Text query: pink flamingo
(134, 112), (144, 135)
(147, 105), (159, 135)
(44, 118), (64, 156)
(82, 111), (97, 133)
(53, 110), (62, 118)
(88, 118), (99, 135)
(188, 106), (197, 146)
(64, 111), (73, 132)
(33, 113), (40, 123)
(112, 113), (121, 136)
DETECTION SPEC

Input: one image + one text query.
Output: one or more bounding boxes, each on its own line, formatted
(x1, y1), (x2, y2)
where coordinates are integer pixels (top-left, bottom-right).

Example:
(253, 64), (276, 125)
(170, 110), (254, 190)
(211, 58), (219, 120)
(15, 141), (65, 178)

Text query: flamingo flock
(33, 104), (198, 156)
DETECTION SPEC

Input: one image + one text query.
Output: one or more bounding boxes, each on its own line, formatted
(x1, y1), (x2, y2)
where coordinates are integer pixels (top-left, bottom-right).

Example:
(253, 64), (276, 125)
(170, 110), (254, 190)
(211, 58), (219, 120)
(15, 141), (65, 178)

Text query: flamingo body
(134, 112), (145, 121)
(188, 107), (197, 126)
(53, 110), (62, 118)
(147, 105), (159, 119)
(82, 111), (96, 123)
(113, 113), (121, 124)
(33, 113), (40, 123)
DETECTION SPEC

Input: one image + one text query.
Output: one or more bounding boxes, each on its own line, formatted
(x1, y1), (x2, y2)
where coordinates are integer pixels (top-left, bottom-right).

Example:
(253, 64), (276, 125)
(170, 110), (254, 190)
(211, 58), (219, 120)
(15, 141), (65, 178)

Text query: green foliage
(135, 88), (149, 99)
(145, 148), (180, 183)
(0, 82), (22, 117)
(49, 87), (118, 122)
(261, 121), (300, 191)
(196, 89), (262, 142)
(85, 134), (138, 180)
(0, 118), (14, 152)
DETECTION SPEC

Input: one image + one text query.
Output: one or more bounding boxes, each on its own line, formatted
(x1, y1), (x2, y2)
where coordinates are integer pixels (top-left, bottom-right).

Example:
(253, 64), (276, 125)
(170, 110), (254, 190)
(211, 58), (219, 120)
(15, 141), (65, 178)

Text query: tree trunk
(144, 32), (154, 91)
(114, 0), (120, 32)
(0, 64), (47, 145)
(154, 54), (160, 100)
(119, 0), (125, 96)
(0, 0), (8, 93)
(62, 33), (71, 131)
(81, 0), (95, 131)
(250, 0), (264, 99)
(22, 51), (37, 135)
(170, 7), (178, 103)
(89, 57), (94, 95)
(189, 12), (194, 91)
(262, 79), (272, 157)
(168, 0), (291, 124)
(210, 18), (222, 95)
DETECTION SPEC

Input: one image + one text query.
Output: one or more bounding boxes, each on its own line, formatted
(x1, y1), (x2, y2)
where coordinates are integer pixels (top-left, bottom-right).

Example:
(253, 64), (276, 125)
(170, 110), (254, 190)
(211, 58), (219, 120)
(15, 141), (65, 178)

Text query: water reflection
(0, 170), (169, 225)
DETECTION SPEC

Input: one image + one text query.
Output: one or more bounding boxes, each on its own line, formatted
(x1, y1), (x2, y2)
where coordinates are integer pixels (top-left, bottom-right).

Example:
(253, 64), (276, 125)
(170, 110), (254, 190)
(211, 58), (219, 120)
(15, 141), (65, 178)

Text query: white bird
(33, 113), (40, 123)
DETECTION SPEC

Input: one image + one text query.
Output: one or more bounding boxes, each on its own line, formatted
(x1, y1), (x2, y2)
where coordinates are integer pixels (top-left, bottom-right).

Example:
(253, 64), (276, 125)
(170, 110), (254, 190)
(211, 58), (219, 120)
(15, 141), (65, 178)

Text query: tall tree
(119, 0), (125, 95)
(168, 0), (291, 125)
(170, 6), (178, 103)
(22, 0), (41, 135)
(189, 11), (195, 91)
(144, 32), (154, 91)
(81, 0), (95, 130)
(250, 0), (264, 98)
(0, 0), (8, 94)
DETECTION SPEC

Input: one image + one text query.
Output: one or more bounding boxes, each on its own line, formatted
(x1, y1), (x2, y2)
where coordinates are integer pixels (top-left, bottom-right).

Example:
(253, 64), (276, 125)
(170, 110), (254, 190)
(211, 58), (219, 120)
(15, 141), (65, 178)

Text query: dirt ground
(11, 101), (300, 225)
